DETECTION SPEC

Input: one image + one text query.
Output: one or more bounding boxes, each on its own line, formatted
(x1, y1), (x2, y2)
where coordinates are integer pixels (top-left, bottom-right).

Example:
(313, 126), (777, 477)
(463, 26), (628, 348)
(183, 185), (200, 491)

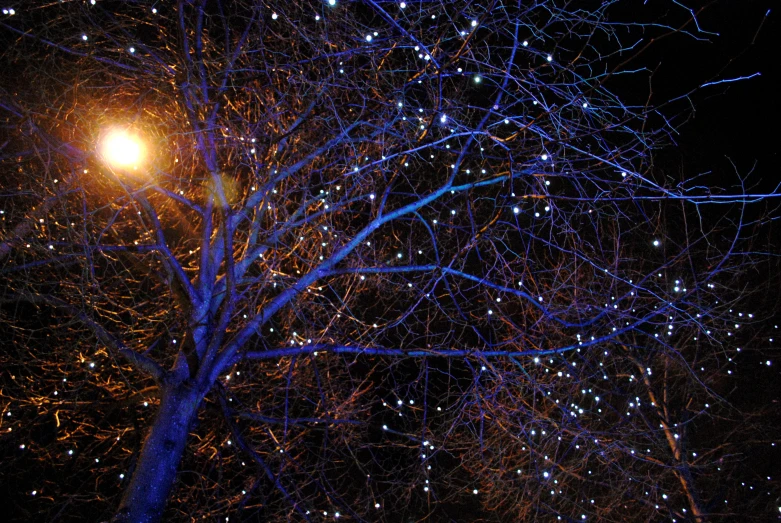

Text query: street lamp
(99, 128), (146, 171)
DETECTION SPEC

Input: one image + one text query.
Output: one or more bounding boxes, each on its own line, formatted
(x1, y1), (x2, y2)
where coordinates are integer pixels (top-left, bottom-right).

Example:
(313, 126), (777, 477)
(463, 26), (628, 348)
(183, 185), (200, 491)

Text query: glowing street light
(99, 128), (146, 170)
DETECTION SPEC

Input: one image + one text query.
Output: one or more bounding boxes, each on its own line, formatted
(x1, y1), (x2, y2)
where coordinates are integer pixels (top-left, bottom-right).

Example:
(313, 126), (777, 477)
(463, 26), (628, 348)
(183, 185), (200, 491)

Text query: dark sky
(644, 1), (779, 185)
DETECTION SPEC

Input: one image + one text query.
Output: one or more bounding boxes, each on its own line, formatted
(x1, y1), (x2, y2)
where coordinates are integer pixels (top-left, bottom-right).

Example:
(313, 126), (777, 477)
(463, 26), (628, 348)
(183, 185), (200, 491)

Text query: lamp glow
(100, 129), (146, 169)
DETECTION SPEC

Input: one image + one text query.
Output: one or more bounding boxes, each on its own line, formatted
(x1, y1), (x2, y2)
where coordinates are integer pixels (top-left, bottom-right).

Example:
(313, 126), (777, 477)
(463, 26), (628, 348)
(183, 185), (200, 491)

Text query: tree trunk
(112, 383), (201, 523)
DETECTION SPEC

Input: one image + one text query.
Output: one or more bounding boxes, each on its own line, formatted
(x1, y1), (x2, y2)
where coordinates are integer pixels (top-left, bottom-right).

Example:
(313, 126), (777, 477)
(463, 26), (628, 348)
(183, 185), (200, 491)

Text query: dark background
(635, 1), (778, 186)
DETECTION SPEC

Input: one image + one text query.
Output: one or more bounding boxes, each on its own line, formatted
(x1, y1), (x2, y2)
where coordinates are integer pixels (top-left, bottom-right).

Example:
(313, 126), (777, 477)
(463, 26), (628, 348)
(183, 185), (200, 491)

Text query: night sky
(616, 1), (778, 181)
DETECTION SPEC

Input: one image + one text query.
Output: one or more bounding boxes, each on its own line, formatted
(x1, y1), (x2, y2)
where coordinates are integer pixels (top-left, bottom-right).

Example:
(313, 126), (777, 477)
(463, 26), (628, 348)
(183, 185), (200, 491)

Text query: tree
(1, 1), (779, 521)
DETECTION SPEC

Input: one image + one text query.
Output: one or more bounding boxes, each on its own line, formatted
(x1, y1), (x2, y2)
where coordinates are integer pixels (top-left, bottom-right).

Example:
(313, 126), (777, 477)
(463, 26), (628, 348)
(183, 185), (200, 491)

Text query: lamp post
(99, 128), (147, 171)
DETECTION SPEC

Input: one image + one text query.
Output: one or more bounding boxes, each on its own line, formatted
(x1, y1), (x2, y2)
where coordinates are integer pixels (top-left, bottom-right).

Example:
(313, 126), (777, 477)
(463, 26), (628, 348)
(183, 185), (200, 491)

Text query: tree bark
(112, 383), (202, 523)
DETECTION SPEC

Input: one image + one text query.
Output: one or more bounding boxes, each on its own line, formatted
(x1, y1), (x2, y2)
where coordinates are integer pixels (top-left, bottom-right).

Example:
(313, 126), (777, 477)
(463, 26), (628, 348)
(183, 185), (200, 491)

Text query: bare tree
(1, 1), (779, 522)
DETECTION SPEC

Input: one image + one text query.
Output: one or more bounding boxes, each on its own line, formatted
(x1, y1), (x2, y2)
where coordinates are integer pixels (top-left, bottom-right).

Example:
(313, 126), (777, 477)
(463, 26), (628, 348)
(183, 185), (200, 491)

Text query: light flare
(100, 129), (146, 170)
